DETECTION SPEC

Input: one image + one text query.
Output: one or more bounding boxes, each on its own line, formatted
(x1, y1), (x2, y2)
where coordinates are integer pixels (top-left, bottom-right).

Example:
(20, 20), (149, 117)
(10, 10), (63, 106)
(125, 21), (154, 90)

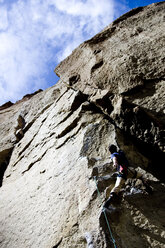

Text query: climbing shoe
(145, 184), (153, 194)
(102, 205), (116, 214)
(142, 179), (153, 194)
(103, 192), (117, 209)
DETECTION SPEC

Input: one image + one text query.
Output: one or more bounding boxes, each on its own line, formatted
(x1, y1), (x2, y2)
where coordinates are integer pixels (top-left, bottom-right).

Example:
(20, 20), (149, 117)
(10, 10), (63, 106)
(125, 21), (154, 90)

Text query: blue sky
(0, 0), (162, 105)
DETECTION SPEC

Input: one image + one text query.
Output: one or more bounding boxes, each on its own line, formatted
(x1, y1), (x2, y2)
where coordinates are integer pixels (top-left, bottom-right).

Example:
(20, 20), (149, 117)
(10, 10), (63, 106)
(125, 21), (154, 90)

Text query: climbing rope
(94, 176), (117, 248)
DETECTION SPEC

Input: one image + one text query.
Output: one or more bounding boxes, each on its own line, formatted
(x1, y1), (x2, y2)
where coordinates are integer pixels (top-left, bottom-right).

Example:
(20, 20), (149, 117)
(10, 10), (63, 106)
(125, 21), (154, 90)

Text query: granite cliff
(0, 2), (165, 248)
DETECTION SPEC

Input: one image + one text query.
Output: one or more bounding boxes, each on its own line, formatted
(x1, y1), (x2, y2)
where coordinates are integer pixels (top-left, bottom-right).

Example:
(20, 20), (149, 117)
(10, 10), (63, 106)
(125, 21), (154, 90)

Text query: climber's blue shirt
(110, 152), (119, 160)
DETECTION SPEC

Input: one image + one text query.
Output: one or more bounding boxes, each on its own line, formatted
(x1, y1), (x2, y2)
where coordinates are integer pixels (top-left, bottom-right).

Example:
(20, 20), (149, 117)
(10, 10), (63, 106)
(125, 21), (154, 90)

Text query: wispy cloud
(0, 0), (126, 105)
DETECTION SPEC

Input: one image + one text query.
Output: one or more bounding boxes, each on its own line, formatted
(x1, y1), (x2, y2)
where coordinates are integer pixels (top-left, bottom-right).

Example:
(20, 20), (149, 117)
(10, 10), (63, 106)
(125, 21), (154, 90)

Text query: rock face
(0, 2), (165, 248)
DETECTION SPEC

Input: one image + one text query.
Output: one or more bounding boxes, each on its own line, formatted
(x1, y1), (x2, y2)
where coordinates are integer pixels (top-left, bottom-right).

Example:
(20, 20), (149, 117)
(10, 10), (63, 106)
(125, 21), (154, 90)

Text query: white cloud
(0, 7), (8, 30)
(0, 0), (119, 105)
(53, 0), (114, 17)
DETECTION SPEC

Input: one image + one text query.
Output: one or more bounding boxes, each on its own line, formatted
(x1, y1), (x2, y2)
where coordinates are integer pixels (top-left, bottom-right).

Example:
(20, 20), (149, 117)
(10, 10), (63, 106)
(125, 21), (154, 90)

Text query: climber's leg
(103, 177), (125, 208)
(127, 167), (140, 179)
(128, 167), (152, 194)
(111, 176), (125, 194)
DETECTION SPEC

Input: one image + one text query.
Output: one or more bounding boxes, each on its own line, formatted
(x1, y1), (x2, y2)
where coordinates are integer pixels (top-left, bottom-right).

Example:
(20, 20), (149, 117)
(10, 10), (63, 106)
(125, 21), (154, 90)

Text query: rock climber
(103, 144), (152, 209)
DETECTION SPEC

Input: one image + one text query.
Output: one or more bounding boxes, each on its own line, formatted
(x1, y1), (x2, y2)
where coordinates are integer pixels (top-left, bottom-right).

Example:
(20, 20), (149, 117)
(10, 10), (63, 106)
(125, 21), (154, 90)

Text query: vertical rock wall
(0, 2), (165, 248)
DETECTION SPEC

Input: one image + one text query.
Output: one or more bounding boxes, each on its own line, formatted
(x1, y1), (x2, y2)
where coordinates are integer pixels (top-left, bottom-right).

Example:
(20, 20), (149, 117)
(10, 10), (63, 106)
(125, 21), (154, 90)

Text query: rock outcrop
(0, 2), (165, 248)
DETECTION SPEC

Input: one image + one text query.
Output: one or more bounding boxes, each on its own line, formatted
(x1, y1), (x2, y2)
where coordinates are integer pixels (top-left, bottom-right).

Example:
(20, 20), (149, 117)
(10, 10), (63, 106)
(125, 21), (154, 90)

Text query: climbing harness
(94, 176), (117, 248)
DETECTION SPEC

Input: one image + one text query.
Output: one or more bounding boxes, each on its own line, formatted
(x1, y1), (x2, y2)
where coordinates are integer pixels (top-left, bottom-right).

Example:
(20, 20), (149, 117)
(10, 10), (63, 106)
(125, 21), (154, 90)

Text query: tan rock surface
(0, 2), (165, 248)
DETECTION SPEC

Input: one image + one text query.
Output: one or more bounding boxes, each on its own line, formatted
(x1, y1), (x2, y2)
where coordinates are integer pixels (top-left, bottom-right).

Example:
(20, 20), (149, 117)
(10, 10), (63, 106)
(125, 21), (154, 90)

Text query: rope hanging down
(94, 176), (117, 248)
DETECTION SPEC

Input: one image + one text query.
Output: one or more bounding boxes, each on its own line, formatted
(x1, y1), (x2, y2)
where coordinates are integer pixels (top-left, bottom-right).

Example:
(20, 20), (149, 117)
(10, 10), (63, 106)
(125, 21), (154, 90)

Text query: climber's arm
(112, 156), (118, 168)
